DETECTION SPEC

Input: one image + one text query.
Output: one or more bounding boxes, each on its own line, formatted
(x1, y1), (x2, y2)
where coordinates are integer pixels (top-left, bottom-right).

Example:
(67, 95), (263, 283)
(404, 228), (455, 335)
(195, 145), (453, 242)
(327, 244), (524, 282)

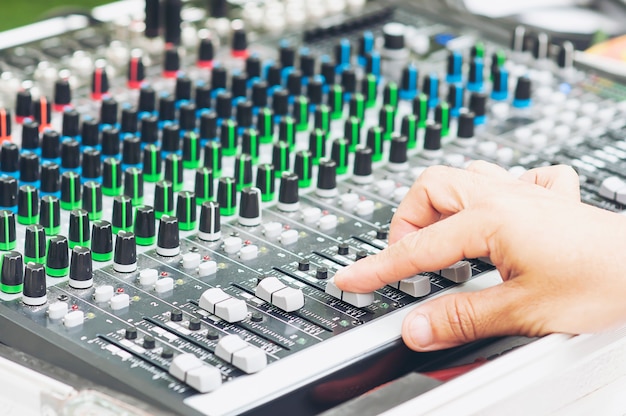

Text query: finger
(519, 165), (580, 201)
(334, 210), (492, 293)
(401, 281), (531, 351)
(465, 160), (511, 179)
(389, 166), (489, 245)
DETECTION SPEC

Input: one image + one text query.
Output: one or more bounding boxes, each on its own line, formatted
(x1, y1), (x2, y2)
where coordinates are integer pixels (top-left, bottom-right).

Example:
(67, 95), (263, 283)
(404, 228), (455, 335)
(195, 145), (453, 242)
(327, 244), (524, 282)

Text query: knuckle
(465, 160), (493, 173)
(444, 295), (479, 343)
(553, 164), (579, 180)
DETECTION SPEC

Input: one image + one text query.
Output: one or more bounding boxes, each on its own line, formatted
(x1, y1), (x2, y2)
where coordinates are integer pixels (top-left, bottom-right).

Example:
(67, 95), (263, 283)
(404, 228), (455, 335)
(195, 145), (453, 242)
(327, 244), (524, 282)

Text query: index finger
(389, 165), (490, 245)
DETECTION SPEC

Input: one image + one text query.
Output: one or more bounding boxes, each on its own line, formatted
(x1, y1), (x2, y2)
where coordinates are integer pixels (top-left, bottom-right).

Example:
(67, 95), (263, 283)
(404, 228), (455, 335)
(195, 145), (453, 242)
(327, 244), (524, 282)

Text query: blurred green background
(0, 1), (111, 31)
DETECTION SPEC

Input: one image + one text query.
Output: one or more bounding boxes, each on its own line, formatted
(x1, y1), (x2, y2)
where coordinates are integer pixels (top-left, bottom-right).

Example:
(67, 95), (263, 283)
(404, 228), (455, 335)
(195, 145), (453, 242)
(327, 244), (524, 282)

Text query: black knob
(182, 131), (201, 169)
(0, 210), (16, 252)
(388, 135), (408, 168)
(54, 79), (72, 109)
(300, 53), (316, 77)
(236, 100), (253, 129)
(91, 220), (113, 262)
(353, 146), (373, 183)
(124, 167), (144, 207)
(161, 122), (179, 152)
(100, 97), (118, 126)
(114, 231), (137, 273)
(557, 41), (574, 69)
(102, 157), (123, 197)
(199, 201), (221, 241)
(1, 251), (23, 294)
(330, 138), (349, 175)
(23, 262), (47, 306)
(1, 142), (19, 174)
(17, 185), (38, 227)
(0, 176), (18, 211)
(189, 317), (201, 330)
(39, 196), (61, 236)
(211, 66), (228, 91)
(280, 43), (296, 68)
(179, 103), (197, 132)
(320, 60), (335, 85)
(125, 327), (138, 340)
(61, 109), (79, 139)
(61, 139), (81, 171)
(127, 54), (145, 90)
(41, 162), (60, 195)
(175, 75), (192, 102)
(154, 180), (175, 219)
(287, 70), (303, 96)
(317, 159), (337, 197)
(41, 130), (61, 160)
(294, 150), (313, 188)
(239, 187), (261, 226)
(195, 84), (212, 110)
(82, 148), (102, 181)
(139, 86), (156, 113)
(215, 91), (232, 120)
(68, 209), (90, 249)
(101, 126), (120, 158)
(252, 80), (268, 108)
(231, 25), (248, 57)
(256, 163), (275, 202)
(200, 111), (218, 141)
(337, 243), (349, 255)
(176, 191), (197, 231)
(163, 47), (180, 78)
(195, 167), (214, 204)
(513, 76), (532, 107)
(266, 63), (282, 88)
(164, 153), (184, 192)
(241, 128), (260, 162)
(315, 267), (328, 280)
(341, 68), (357, 95)
(278, 172), (299, 212)
(24, 224), (46, 264)
(234, 154), (253, 191)
(272, 141), (290, 178)
(15, 90), (32, 121)
(144, 0), (160, 38)
(159, 94), (176, 122)
(243, 56), (260, 80)
(424, 124), (442, 152)
(198, 37), (215, 67)
(383, 22), (406, 50)
(142, 144), (162, 183)
(457, 112), (475, 140)
(217, 177), (237, 216)
(164, 0), (182, 45)
(46, 235), (69, 277)
(298, 259), (310, 271)
(134, 205), (156, 246)
(231, 72), (248, 99)
(170, 309), (183, 321)
(19, 152), (40, 185)
(376, 228), (388, 240)
(90, 64), (110, 101)
(307, 79), (323, 106)
(157, 215), (180, 256)
(82, 181), (103, 221)
(60, 171), (81, 211)
(121, 106), (138, 134)
(22, 120), (40, 152)
(469, 92), (487, 119)
(143, 336), (156, 349)
(112, 195), (133, 235)
(272, 88), (289, 118)
(69, 246), (93, 289)
(356, 250), (368, 261)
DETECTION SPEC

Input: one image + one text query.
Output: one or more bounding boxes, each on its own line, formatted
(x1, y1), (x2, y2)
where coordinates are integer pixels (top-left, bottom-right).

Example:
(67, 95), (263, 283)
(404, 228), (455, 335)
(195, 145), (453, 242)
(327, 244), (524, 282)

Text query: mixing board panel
(0, 0), (625, 415)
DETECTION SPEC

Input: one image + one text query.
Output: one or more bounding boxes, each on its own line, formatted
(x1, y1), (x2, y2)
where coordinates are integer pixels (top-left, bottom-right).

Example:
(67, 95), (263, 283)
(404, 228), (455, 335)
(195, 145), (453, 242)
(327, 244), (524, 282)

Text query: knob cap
(176, 191), (197, 231)
(457, 112), (475, 141)
(112, 195), (133, 234)
(92, 66), (110, 101)
(154, 180), (175, 219)
(217, 177), (237, 216)
(134, 205), (156, 246)
(103, 157), (123, 196)
(0, 175), (18, 210)
(82, 148), (102, 181)
(19, 152), (40, 185)
(157, 215), (180, 256)
(1, 251), (23, 294)
(294, 150), (313, 188)
(353, 146), (373, 184)
(17, 185), (39, 225)
(114, 231), (137, 273)
(423, 124), (442, 153)
(40, 196), (61, 236)
(0, 210), (17, 251)
(91, 220), (113, 262)
(513, 76), (532, 108)
(23, 262), (47, 306)
(255, 163), (275, 202)
(69, 246), (93, 289)
(277, 172), (299, 212)
(46, 235), (69, 277)
(239, 187), (261, 226)
(68, 208), (90, 249)
(316, 159), (338, 198)
(41, 162), (61, 195)
(60, 171), (81, 211)
(195, 167), (213, 205)
(24, 224), (46, 264)
(199, 201), (221, 241)
(234, 154), (253, 192)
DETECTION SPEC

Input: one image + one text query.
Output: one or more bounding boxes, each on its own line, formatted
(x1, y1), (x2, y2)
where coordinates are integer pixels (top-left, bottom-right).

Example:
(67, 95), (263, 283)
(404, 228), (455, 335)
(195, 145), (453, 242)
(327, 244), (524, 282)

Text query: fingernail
(408, 314), (433, 348)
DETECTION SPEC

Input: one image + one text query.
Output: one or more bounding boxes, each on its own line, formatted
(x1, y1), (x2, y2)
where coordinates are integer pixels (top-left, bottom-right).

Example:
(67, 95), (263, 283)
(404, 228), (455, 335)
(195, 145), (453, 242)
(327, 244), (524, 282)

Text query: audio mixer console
(0, 0), (625, 415)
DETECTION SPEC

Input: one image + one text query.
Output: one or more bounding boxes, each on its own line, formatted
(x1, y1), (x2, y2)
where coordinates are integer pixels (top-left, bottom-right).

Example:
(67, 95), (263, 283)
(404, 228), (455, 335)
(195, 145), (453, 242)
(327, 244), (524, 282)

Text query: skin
(334, 161), (626, 351)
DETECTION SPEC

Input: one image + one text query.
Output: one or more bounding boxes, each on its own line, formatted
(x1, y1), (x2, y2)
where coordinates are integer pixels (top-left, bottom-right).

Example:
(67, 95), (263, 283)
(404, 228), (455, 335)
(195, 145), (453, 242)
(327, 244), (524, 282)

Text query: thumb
(401, 282), (528, 351)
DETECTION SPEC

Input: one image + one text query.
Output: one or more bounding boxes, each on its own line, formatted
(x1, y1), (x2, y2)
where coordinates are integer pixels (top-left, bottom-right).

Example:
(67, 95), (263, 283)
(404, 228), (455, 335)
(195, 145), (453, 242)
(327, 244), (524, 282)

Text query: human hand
(334, 162), (626, 351)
